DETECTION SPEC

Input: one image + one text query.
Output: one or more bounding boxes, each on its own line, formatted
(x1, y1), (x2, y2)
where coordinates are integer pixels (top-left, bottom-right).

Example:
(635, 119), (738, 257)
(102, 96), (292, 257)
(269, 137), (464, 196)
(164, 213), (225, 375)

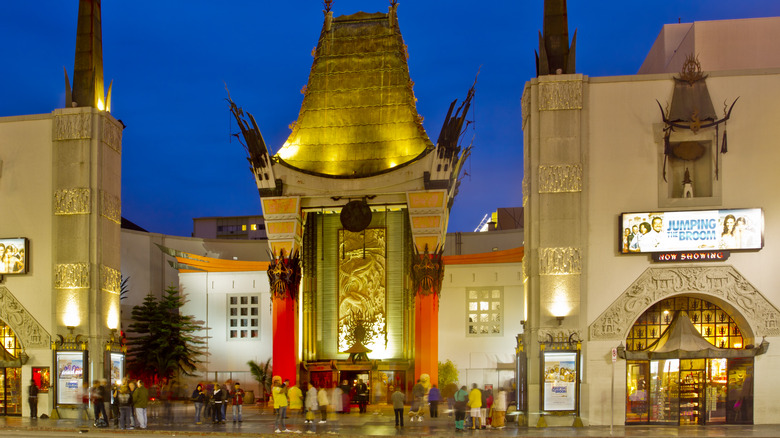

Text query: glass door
(705, 358), (727, 424)
(727, 358), (753, 424)
(679, 359), (704, 425)
(626, 361), (649, 423)
(649, 359), (679, 424)
(0, 368), (22, 416)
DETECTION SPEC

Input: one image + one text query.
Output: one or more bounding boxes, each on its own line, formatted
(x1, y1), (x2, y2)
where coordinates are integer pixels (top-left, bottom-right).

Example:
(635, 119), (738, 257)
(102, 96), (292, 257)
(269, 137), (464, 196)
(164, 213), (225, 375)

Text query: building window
(467, 287), (503, 336)
(250, 224), (257, 231)
(228, 294), (260, 340)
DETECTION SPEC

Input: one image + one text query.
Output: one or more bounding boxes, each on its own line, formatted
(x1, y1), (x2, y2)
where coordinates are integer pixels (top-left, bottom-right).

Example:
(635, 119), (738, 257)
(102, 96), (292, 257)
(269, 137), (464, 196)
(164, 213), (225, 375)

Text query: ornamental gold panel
(101, 116), (123, 154)
(54, 113), (92, 140)
(54, 263), (90, 289)
(100, 265), (121, 295)
(337, 228), (387, 352)
(538, 164), (583, 193)
(538, 80), (582, 111)
(539, 247), (582, 275)
(54, 188), (91, 215)
(100, 190), (121, 224)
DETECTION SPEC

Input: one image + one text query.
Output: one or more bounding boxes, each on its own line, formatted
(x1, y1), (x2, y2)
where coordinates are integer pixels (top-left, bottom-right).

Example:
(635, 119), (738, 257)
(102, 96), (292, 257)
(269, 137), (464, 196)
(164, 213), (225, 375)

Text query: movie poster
(0, 238), (27, 274)
(56, 352), (84, 405)
(620, 208), (763, 254)
(543, 352), (577, 411)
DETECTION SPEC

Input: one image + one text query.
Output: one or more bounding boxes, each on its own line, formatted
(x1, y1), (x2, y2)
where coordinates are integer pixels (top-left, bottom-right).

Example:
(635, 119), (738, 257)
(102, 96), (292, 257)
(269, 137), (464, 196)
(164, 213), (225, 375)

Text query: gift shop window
(227, 294), (260, 340)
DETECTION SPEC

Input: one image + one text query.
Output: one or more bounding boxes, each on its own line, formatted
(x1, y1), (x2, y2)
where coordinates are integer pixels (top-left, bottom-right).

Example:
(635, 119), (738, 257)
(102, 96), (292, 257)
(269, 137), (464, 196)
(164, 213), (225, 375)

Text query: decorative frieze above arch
(590, 266), (780, 341)
(0, 287), (51, 349)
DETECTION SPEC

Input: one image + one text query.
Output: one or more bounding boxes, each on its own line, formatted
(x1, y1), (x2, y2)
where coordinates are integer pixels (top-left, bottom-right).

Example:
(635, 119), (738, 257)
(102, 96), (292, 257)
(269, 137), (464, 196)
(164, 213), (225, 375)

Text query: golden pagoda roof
(274, 7), (434, 178)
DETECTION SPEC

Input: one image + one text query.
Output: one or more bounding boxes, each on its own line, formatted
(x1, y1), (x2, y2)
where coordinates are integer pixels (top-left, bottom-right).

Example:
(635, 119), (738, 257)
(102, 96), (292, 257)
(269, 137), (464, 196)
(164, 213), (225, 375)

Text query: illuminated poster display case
(54, 351), (87, 405)
(541, 351), (579, 412)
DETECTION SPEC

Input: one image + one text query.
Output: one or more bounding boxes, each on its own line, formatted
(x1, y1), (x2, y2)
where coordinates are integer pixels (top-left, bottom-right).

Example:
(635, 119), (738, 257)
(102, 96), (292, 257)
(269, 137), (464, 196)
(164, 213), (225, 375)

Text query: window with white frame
(228, 294), (260, 340)
(467, 287), (503, 336)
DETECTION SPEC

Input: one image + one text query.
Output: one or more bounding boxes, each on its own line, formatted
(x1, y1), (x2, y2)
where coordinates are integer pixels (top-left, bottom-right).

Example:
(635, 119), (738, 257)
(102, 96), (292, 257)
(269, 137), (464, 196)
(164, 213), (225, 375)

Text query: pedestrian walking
(492, 387), (507, 429)
(428, 384), (441, 418)
(133, 380), (149, 429)
(317, 385), (329, 424)
(468, 383), (483, 429)
(356, 379), (369, 413)
(304, 382), (318, 433)
(230, 382), (245, 423)
(273, 378), (290, 432)
(391, 387), (405, 427)
(76, 381), (91, 427)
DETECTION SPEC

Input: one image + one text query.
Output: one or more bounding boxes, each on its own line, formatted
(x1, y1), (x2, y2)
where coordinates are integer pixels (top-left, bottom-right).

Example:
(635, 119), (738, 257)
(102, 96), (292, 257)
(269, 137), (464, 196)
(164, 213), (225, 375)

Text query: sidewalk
(1, 402), (779, 437)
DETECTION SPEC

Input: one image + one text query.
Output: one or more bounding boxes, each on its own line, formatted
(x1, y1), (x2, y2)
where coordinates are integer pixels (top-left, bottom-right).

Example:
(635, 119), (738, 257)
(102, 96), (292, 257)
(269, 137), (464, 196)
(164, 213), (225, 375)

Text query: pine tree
(126, 286), (206, 382)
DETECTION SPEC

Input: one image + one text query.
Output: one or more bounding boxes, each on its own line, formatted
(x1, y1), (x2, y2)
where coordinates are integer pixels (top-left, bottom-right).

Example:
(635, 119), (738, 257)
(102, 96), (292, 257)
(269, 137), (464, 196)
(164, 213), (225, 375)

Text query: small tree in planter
(248, 358), (272, 405)
(438, 359), (460, 400)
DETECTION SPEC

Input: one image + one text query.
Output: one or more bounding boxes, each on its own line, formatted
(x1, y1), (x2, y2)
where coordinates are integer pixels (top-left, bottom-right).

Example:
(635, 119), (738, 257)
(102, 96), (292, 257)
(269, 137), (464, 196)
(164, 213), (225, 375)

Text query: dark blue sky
(3, 1), (780, 237)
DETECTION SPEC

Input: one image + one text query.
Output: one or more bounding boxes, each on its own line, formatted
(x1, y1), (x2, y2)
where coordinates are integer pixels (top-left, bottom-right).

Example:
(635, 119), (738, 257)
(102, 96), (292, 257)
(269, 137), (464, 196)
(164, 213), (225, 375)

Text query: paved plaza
(1, 403), (779, 438)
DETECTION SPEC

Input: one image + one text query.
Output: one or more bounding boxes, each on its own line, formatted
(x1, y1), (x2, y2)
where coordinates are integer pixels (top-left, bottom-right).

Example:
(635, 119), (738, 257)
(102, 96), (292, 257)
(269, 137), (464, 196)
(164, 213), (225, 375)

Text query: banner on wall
(619, 208), (763, 254)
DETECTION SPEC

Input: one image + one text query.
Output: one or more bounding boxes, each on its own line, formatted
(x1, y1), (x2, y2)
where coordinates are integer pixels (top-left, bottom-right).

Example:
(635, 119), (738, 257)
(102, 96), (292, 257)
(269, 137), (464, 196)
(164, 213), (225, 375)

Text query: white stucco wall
(0, 114), (56, 417)
(439, 261), (524, 390)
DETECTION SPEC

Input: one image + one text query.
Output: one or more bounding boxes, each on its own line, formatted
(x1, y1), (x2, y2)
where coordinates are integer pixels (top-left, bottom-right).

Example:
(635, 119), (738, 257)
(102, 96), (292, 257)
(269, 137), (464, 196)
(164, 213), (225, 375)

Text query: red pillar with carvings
(412, 246), (444, 386)
(269, 250), (301, 386)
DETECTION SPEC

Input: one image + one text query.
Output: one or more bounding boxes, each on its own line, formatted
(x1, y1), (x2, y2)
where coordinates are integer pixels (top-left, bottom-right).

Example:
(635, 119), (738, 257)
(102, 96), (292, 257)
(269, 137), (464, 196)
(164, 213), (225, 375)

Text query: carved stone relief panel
(54, 113), (92, 140)
(0, 287), (51, 349)
(100, 265), (121, 295)
(100, 190), (121, 224)
(101, 116), (123, 154)
(538, 80), (583, 111)
(539, 247), (582, 275)
(538, 164), (582, 193)
(522, 174), (529, 207)
(589, 266), (780, 340)
(54, 188), (91, 215)
(521, 87), (531, 128)
(54, 263), (90, 289)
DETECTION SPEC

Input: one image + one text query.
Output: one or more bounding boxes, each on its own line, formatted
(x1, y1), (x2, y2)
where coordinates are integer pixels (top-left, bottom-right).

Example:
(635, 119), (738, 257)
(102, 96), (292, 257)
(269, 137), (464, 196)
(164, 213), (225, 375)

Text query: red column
(414, 292), (439, 386)
(272, 295), (297, 386)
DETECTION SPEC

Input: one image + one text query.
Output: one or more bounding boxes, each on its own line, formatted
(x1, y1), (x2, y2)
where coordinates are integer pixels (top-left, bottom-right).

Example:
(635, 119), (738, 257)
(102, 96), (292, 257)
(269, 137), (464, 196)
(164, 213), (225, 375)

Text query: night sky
(3, 1), (780, 237)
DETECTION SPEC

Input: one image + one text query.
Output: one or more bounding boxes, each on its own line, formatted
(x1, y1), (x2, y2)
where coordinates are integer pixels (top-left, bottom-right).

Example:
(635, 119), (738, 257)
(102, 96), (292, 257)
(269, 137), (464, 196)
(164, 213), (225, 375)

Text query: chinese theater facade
(229, 4), (471, 395)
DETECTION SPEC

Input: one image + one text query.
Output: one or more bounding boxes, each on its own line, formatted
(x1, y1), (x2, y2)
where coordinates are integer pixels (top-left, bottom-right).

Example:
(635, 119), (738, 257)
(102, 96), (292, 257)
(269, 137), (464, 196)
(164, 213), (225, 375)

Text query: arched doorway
(623, 296), (762, 425)
(0, 320), (23, 416)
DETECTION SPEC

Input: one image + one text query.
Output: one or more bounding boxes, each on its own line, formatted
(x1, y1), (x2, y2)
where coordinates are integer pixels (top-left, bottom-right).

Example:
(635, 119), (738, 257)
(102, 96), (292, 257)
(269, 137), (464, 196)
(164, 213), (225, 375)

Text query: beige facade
(523, 17), (780, 426)
(0, 106), (122, 417)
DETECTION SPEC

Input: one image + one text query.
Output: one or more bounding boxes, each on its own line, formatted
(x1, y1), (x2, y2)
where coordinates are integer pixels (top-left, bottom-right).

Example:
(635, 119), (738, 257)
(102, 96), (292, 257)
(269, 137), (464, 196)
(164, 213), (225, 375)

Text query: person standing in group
(468, 383), (483, 429)
(28, 379), (38, 419)
(428, 384), (441, 418)
(192, 384), (206, 424)
(391, 387), (405, 427)
(317, 385), (329, 424)
(221, 382), (230, 424)
(212, 381), (225, 424)
(99, 380), (111, 426)
(453, 385), (469, 431)
(230, 382), (245, 423)
(355, 379), (369, 413)
(304, 382), (318, 432)
(288, 380), (303, 422)
(491, 387), (507, 429)
(273, 378), (290, 432)
(127, 380), (137, 428)
(76, 381), (91, 427)
(411, 379), (425, 422)
(133, 380), (149, 429)
(91, 380), (107, 426)
(117, 384), (133, 430)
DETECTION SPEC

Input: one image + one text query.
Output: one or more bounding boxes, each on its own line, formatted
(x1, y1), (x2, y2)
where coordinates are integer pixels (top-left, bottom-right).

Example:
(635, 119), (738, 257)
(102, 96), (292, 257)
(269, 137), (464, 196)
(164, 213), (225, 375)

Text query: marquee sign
(619, 208), (763, 254)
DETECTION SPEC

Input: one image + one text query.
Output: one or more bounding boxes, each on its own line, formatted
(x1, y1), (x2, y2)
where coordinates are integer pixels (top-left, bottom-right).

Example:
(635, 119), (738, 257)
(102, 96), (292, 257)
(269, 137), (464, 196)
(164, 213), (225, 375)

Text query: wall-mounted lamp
(556, 316), (565, 326)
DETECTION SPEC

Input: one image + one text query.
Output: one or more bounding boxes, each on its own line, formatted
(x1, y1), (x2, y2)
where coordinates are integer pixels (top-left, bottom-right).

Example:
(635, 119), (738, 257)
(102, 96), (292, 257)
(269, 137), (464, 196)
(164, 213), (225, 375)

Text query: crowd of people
(64, 377), (165, 430)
